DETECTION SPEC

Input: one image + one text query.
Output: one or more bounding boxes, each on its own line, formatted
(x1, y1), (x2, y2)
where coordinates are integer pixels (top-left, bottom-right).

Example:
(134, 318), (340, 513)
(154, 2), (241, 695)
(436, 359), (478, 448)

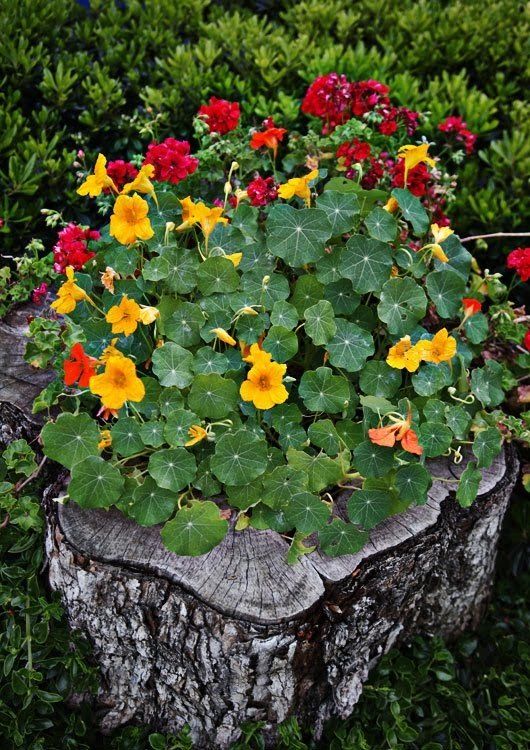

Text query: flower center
(112, 372), (127, 388)
(258, 375), (271, 390)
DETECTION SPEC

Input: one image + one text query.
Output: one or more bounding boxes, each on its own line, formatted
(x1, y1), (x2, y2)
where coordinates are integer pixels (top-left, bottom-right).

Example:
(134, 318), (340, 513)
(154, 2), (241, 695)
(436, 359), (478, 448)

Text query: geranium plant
(34, 76), (527, 560)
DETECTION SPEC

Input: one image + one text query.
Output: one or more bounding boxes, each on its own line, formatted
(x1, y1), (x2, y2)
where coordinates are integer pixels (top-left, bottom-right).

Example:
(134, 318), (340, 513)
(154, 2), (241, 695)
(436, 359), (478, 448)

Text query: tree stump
(0, 305), (519, 749)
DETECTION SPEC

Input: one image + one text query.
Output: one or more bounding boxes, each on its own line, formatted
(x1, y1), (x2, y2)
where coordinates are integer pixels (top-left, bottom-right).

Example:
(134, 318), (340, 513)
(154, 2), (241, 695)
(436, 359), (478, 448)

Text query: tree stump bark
(0, 305), (519, 749)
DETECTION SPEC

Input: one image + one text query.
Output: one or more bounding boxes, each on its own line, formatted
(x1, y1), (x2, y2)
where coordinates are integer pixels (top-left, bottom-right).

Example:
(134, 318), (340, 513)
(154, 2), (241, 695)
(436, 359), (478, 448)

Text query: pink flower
(53, 223), (100, 274)
(32, 283), (49, 305)
(198, 97), (240, 134)
(143, 138), (198, 184)
(246, 175), (279, 207)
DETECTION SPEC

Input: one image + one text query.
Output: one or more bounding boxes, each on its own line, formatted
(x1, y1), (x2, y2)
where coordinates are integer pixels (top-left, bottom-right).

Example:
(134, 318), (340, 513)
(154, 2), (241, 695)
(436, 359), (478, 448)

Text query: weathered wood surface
(0, 304), (520, 749)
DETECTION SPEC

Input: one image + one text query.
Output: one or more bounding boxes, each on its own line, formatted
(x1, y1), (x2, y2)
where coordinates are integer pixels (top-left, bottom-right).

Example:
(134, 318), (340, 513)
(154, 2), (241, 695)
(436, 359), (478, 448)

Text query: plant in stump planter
(11, 76), (526, 747)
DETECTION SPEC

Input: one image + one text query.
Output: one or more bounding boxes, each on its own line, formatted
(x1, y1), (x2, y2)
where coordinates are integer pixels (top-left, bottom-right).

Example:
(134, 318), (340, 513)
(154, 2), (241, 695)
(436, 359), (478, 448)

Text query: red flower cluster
(143, 138), (198, 184)
(361, 157), (385, 189)
(32, 283), (48, 305)
(336, 138), (371, 168)
(63, 343), (98, 388)
(391, 160), (433, 197)
(301, 73), (353, 132)
(524, 330), (530, 352)
(246, 175), (278, 207)
(438, 116), (477, 154)
(105, 160), (138, 192)
(350, 79), (390, 117)
(379, 106), (419, 136)
(507, 247), (530, 282)
(53, 223), (100, 274)
(198, 97), (240, 135)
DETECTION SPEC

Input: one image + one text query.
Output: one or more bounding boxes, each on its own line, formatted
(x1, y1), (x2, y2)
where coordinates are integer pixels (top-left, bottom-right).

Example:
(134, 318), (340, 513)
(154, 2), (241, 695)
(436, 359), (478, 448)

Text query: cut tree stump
(0, 305), (520, 750)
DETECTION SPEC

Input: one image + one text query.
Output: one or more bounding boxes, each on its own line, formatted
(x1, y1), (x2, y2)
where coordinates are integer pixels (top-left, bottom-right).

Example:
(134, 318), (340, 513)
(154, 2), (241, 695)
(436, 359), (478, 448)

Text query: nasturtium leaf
(315, 247), (346, 285)
(425, 269), (466, 318)
(142, 254), (170, 282)
(109, 418), (145, 457)
(353, 441), (394, 478)
(231, 204), (259, 238)
(471, 361), (505, 407)
(456, 462), (481, 508)
(139, 420), (165, 448)
(236, 311), (269, 344)
(104, 244), (139, 276)
(319, 518), (369, 557)
(261, 466), (308, 508)
(364, 206), (398, 242)
(437, 234), (472, 280)
(129, 478), (177, 526)
(377, 277), (427, 336)
(308, 419), (341, 455)
(473, 427), (502, 469)
(391, 188), (429, 235)
(269, 403), (303, 430)
(339, 234), (393, 293)
(41, 413), (100, 469)
(197, 256), (240, 296)
(164, 410), (199, 447)
(193, 346), (229, 375)
(417, 422), (453, 457)
(193, 458), (221, 498)
(277, 424), (305, 454)
(359, 361), (402, 398)
(286, 448), (345, 492)
(284, 492), (331, 533)
(316, 190), (360, 235)
(348, 489), (393, 529)
(148, 448), (196, 491)
(304, 300), (336, 345)
(159, 246), (199, 294)
(151, 343), (194, 388)
(335, 420), (364, 449)
(464, 313), (489, 344)
(165, 302), (205, 347)
(158, 388), (184, 416)
(68, 456), (124, 509)
(251, 503), (291, 533)
(444, 405), (471, 439)
(412, 364), (447, 397)
(266, 205), (332, 267)
(299, 367), (350, 413)
(188, 374), (239, 419)
(423, 399), (446, 422)
(225, 479), (265, 510)
(241, 271), (290, 309)
(262, 325), (298, 362)
(351, 304), (377, 331)
(360, 395), (395, 414)
(270, 300), (298, 330)
(211, 429), (268, 486)
(161, 501), (228, 556)
(135, 377), (162, 418)
(395, 464), (431, 504)
(209, 223), (247, 256)
(324, 279), (360, 315)
(290, 275), (324, 315)
(326, 319), (374, 372)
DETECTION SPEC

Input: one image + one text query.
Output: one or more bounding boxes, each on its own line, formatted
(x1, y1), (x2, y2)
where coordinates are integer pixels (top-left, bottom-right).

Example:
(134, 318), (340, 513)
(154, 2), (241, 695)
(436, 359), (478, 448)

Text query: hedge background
(1, 0), (529, 256)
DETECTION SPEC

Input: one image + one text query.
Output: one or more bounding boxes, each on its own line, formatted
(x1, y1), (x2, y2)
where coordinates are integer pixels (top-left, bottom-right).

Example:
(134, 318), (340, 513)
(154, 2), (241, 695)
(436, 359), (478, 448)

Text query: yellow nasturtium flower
(397, 143), (436, 187)
(50, 266), (90, 315)
(138, 305), (160, 325)
(225, 252), (243, 267)
(211, 327), (237, 346)
(278, 169), (318, 207)
(421, 223), (454, 263)
(110, 194), (154, 245)
(89, 355), (145, 410)
(386, 335), (422, 372)
(415, 328), (457, 364)
(185, 425), (208, 447)
(105, 295), (142, 336)
(240, 357), (288, 411)
(77, 154), (118, 197)
(177, 197), (228, 241)
(121, 164), (157, 204)
(100, 338), (124, 363)
(98, 430), (112, 450)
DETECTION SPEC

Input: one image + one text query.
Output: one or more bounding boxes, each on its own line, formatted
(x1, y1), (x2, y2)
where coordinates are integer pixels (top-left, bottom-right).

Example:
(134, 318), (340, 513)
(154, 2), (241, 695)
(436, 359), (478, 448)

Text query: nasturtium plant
(34, 85), (524, 562)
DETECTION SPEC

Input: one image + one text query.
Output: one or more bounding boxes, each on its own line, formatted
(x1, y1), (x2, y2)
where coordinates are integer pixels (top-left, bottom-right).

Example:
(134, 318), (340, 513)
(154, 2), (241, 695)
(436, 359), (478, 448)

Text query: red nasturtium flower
(198, 97), (240, 134)
(507, 247), (530, 282)
(368, 408), (423, 455)
(63, 343), (98, 388)
(143, 138), (198, 184)
(246, 175), (279, 206)
(250, 121), (287, 159)
(53, 223), (100, 274)
(462, 297), (482, 317)
(104, 160), (139, 192)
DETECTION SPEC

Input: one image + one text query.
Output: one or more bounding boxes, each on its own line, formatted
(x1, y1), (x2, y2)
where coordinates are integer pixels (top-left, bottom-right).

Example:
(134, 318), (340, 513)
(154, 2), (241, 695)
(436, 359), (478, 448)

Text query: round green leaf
(69, 456), (124, 509)
(316, 190), (359, 235)
(193, 346), (229, 375)
(284, 492), (331, 533)
(353, 441), (394, 478)
(110, 417), (144, 457)
(262, 325), (298, 362)
(348, 489), (393, 529)
(41, 413), (100, 470)
(364, 206), (397, 242)
(395, 464), (431, 504)
(165, 302), (205, 347)
(412, 364), (447, 397)
(339, 234), (393, 293)
(164, 410), (199, 447)
(290, 274), (324, 315)
(377, 277), (427, 336)
(319, 518), (369, 557)
(456, 461), (481, 508)
(270, 301), (298, 330)
(298, 367), (350, 413)
(129, 478), (177, 525)
(187, 374), (239, 419)
(326, 319), (374, 372)
(472, 427), (502, 469)
(159, 246), (199, 294)
(161, 501), (229, 556)
(266, 205), (332, 267)
(359, 361), (402, 398)
(391, 188), (429, 235)
(139, 420), (165, 448)
(425, 270), (466, 318)
(261, 466), (308, 508)
(417, 422), (453, 457)
(307, 419), (341, 455)
(148, 448), (196, 491)
(304, 300), (336, 345)
(197, 256), (240, 296)
(151, 343), (194, 388)
(211, 429), (268, 485)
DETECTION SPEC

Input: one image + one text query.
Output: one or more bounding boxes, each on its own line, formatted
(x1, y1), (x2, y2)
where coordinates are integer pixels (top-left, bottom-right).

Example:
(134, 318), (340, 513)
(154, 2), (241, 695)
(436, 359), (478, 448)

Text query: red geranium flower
(53, 223), (100, 274)
(143, 138), (198, 184)
(302, 72), (353, 132)
(507, 247), (530, 282)
(246, 175), (279, 207)
(336, 139), (371, 167)
(360, 157), (385, 189)
(391, 160), (432, 197)
(104, 160), (139, 192)
(198, 97), (240, 135)
(350, 79), (390, 117)
(524, 330), (530, 351)
(32, 283), (48, 306)
(63, 343), (98, 388)
(438, 116), (477, 154)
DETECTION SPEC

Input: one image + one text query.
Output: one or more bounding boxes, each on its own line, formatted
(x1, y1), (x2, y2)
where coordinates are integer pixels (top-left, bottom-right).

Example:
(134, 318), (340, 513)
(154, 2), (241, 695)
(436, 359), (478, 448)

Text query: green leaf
(129, 478), (177, 525)
(284, 492), (330, 533)
(353, 441), (394, 478)
(139, 420), (165, 448)
(395, 464), (431, 504)
(161, 501), (228, 556)
(423, 399), (446, 422)
(193, 346), (229, 375)
(151, 343), (194, 388)
(339, 234), (393, 293)
(241, 271), (290, 309)
(104, 244), (139, 276)
(165, 302), (205, 347)
(471, 361), (505, 407)
(304, 300), (336, 345)
(110, 417), (144, 457)
(326, 319), (374, 372)
(377, 277), (427, 336)
(148, 448), (196, 491)
(444, 405), (471, 439)
(193, 457), (221, 498)
(286, 448), (344, 492)
(364, 206), (398, 242)
(412, 364), (448, 397)
(197, 256), (239, 296)
(261, 466), (308, 509)
(417, 422), (453, 457)
(307, 419), (341, 455)
(187, 374), (239, 419)
(359, 361), (401, 398)
(315, 247), (346, 285)
(324, 279), (360, 315)
(316, 190), (360, 234)
(319, 518), (369, 557)
(211, 429), (268, 485)
(290, 275), (323, 315)
(425, 270), (466, 318)
(348, 489), (393, 529)
(235, 311), (269, 344)
(360, 395), (395, 414)
(262, 325), (298, 362)
(298, 367), (350, 413)
(270, 301), (298, 329)
(164, 410), (199, 447)
(456, 462), (481, 507)
(473, 427), (502, 469)
(69, 456), (124, 509)
(41, 413), (100, 469)
(464, 313), (489, 344)
(266, 205), (331, 267)
(277, 423), (308, 451)
(391, 188), (429, 235)
(159, 246), (199, 294)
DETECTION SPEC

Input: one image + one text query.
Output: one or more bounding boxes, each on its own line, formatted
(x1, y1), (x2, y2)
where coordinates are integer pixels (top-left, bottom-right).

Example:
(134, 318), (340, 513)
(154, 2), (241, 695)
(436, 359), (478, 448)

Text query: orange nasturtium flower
(241, 341), (270, 365)
(185, 425), (208, 447)
(397, 143), (436, 187)
(211, 327), (237, 346)
(77, 154), (118, 197)
(415, 328), (457, 364)
(421, 223), (454, 263)
(250, 126), (287, 159)
(386, 335), (422, 372)
(368, 408), (423, 456)
(278, 169), (319, 207)
(98, 430), (112, 450)
(462, 297), (482, 318)
(110, 193), (154, 245)
(51, 266), (90, 315)
(121, 164), (158, 204)
(240, 353), (288, 410)
(106, 295), (142, 336)
(63, 343), (98, 388)
(101, 266), (120, 293)
(177, 196), (228, 241)
(89, 355), (145, 410)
